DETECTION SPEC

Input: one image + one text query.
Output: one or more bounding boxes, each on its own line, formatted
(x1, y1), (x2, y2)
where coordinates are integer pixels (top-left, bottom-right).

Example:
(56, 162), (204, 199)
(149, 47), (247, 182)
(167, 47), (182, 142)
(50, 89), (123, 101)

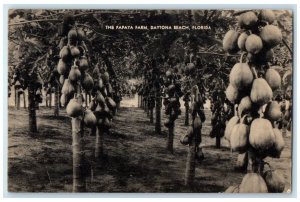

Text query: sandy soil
(7, 96), (292, 193)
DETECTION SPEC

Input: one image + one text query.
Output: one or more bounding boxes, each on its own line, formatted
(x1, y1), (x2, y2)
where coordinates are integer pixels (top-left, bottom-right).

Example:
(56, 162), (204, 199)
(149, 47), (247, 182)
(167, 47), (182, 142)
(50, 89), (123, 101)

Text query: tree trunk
(185, 134), (196, 187)
(72, 117), (86, 192)
(167, 123), (174, 153)
(54, 85), (59, 116)
(17, 93), (20, 110)
(23, 92), (26, 109)
(28, 84), (37, 133)
(95, 125), (104, 158)
(235, 152), (248, 171)
(150, 108), (154, 123)
(14, 86), (17, 109)
(216, 135), (221, 148)
(155, 97), (161, 134)
(247, 150), (264, 174)
(49, 92), (52, 108)
(185, 103), (189, 126)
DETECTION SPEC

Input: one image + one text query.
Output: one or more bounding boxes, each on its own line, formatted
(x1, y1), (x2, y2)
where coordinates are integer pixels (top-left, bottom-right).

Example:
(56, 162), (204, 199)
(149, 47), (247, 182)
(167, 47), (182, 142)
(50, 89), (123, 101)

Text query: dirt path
(8, 97), (292, 192)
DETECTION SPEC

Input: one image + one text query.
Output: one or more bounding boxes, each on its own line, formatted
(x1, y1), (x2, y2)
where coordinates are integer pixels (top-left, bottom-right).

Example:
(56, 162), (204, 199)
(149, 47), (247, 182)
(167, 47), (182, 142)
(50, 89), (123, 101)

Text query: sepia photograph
(7, 8), (293, 193)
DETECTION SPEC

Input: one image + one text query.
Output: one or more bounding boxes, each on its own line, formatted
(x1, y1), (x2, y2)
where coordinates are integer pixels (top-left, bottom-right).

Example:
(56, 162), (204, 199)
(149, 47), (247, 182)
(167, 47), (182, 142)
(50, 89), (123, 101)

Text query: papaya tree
(222, 10), (292, 193)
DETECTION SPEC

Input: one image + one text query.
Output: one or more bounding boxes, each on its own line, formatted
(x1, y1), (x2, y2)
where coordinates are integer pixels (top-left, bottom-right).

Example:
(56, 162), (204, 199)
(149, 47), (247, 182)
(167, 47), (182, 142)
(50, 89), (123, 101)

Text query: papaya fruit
(193, 116), (202, 130)
(229, 62), (253, 90)
(59, 75), (65, 85)
(224, 185), (239, 193)
(68, 29), (78, 41)
(82, 73), (94, 91)
(224, 116), (239, 142)
(245, 34), (263, 54)
(239, 173), (268, 193)
(264, 101), (282, 121)
(70, 45), (80, 57)
(96, 92), (106, 106)
(265, 68), (281, 90)
(237, 32), (248, 51)
(223, 30), (239, 53)
(238, 11), (258, 29)
(77, 28), (85, 42)
(225, 84), (239, 104)
(68, 65), (81, 82)
(79, 56), (89, 71)
(60, 93), (66, 106)
(238, 96), (252, 118)
(250, 78), (273, 105)
(268, 128), (285, 158)
(57, 59), (67, 75)
(102, 72), (110, 83)
(260, 25), (282, 48)
(263, 170), (285, 193)
(259, 10), (276, 24)
(59, 46), (71, 62)
(66, 98), (83, 118)
(61, 79), (75, 96)
(249, 118), (275, 151)
(106, 97), (117, 110)
(181, 126), (193, 145)
(83, 109), (97, 128)
(230, 117), (249, 153)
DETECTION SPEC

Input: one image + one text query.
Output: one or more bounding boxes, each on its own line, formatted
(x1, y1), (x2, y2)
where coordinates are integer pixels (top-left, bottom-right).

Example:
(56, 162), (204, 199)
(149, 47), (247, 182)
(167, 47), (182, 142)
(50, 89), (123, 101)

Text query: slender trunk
(247, 150), (264, 174)
(28, 84), (37, 133)
(216, 135), (221, 148)
(49, 92), (52, 108)
(235, 152), (248, 171)
(95, 126), (104, 158)
(14, 86), (17, 108)
(72, 117), (85, 192)
(150, 108), (154, 123)
(185, 134), (196, 187)
(167, 123), (174, 153)
(17, 93), (20, 110)
(54, 85), (59, 116)
(155, 97), (161, 134)
(23, 92), (26, 109)
(185, 103), (189, 126)
(141, 96), (144, 109)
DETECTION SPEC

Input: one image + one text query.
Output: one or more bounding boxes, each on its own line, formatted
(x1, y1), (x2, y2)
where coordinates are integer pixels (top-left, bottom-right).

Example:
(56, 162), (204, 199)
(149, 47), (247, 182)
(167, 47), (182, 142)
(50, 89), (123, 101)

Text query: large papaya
(238, 11), (258, 29)
(229, 62), (253, 90)
(264, 101), (282, 121)
(224, 116), (239, 142)
(249, 118), (275, 151)
(260, 25), (282, 48)
(265, 68), (281, 90)
(250, 78), (273, 105)
(223, 30), (239, 53)
(239, 173), (268, 193)
(259, 10), (276, 24)
(245, 34), (263, 54)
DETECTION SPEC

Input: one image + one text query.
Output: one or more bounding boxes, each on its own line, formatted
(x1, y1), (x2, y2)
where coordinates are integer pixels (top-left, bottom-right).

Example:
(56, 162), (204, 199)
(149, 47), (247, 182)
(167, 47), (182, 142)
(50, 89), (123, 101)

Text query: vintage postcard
(7, 9), (293, 193)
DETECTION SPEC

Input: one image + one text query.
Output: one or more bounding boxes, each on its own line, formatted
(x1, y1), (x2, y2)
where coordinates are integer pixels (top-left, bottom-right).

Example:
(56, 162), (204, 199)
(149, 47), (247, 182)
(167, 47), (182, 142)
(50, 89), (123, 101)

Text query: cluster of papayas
(88, 62), (119, 131)
(163, 67), (183, 128)
(224, 10), (286, 193)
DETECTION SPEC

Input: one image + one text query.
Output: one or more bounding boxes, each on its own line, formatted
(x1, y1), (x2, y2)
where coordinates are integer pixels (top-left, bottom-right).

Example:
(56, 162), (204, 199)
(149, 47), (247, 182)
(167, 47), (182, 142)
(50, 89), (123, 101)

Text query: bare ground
(7, 97), (292, 193)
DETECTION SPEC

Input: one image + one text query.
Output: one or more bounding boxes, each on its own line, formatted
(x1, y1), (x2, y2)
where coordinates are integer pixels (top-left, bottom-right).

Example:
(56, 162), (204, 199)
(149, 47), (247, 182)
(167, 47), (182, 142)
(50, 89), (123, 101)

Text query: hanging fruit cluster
(223, 10), (286, 193)
(89, 61), (117, 133)
(163, 66), (183, 128)
(180, 85), (205, 156)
